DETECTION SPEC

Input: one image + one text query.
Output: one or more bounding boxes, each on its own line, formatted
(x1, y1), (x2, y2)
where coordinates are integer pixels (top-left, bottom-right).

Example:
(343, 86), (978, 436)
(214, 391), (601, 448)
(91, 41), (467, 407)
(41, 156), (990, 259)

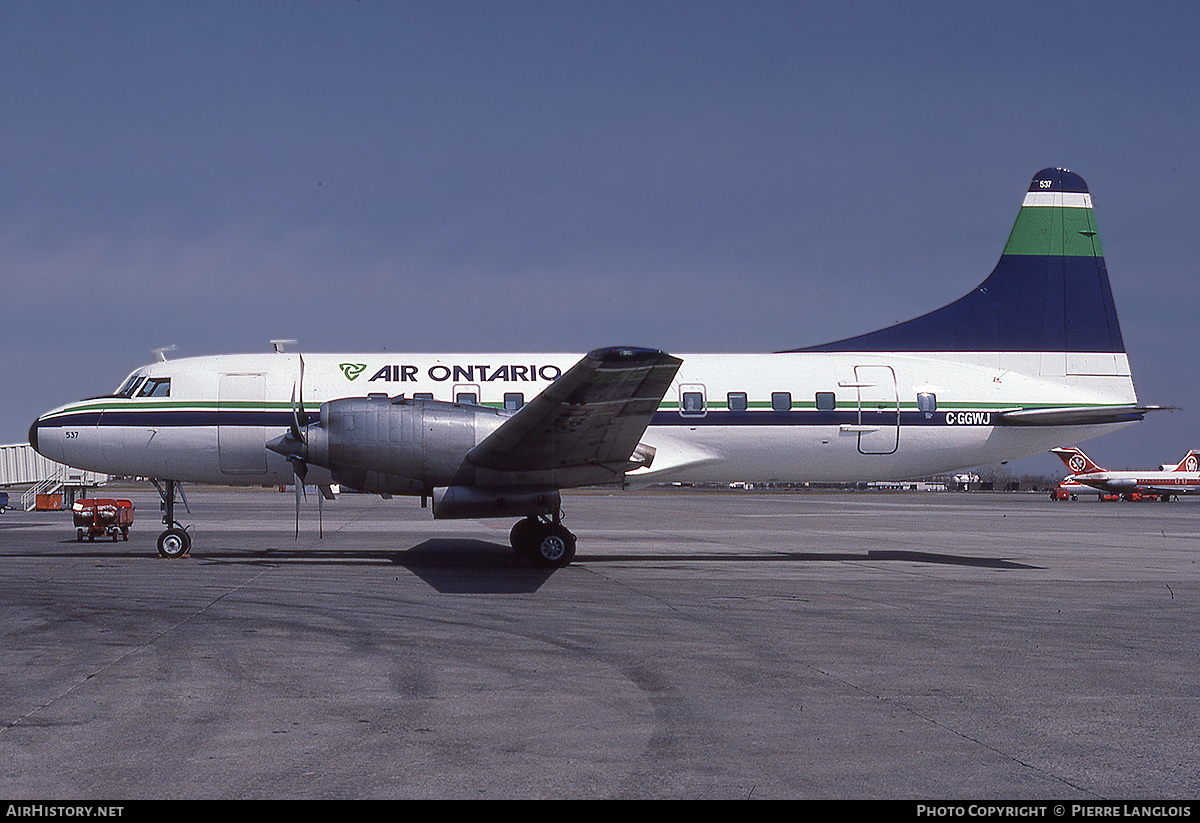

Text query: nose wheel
(157, 525), (191, 559)
(152, 479), (192, 558)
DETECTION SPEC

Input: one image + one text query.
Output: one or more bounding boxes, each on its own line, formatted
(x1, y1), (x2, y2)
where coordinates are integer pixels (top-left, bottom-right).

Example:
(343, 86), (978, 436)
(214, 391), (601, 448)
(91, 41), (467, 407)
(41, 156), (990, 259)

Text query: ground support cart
(72, 498), (134, 542)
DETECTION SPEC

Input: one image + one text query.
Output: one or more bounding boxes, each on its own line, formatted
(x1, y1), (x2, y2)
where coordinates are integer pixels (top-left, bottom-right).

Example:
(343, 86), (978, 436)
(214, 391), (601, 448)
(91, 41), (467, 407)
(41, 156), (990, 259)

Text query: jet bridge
(0, 443), (107, 510)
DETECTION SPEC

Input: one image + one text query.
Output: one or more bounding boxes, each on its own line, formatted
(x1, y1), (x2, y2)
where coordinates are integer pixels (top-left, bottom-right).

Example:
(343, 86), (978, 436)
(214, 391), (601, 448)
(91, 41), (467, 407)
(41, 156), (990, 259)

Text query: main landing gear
(152, 479), (192, 559)
(509, 514), (576, 568)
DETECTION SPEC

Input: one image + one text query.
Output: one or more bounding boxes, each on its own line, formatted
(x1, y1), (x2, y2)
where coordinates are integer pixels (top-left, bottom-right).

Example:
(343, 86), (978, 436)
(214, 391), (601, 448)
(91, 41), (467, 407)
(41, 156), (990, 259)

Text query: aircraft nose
(28, 417), (40, 454)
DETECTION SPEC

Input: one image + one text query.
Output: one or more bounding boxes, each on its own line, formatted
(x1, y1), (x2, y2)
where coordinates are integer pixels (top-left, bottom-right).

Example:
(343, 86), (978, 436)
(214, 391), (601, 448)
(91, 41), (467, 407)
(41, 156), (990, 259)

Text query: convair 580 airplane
(31, 169), (1155, 565)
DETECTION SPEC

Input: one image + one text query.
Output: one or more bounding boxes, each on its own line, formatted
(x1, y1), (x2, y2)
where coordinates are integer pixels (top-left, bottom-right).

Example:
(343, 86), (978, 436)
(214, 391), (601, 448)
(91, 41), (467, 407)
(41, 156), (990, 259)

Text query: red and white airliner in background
(1051, 447), (1200, 501)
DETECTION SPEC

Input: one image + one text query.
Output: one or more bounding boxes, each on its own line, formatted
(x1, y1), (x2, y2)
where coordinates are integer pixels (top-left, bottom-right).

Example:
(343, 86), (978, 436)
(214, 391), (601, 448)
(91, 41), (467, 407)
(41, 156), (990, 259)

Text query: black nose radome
(28, 419), (40, 454)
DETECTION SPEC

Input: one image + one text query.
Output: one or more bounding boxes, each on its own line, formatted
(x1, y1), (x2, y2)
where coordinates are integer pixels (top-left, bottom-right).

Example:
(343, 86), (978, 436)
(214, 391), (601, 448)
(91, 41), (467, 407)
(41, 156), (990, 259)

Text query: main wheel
(157, 527), (191, 559)
(530, 523), (576, 568)
(509, 517), (538, 559)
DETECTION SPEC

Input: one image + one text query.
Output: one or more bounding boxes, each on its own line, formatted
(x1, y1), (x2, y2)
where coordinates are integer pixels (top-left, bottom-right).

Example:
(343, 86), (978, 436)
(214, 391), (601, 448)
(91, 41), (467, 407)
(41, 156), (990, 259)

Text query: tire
(531, 524), (576, 568)
(157, 527), (191, 559)
(509, 517), (538, 559)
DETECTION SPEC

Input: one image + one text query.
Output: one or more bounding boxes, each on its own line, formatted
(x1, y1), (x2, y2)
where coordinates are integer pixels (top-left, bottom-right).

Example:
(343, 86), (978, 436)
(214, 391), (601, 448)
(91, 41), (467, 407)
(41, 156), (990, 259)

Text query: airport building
(0, 442), (107, 511)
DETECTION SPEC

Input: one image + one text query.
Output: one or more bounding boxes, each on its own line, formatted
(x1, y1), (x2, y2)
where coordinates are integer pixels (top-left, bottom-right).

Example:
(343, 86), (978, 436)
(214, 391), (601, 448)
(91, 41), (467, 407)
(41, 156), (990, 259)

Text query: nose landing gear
(152, 479), (192, 558)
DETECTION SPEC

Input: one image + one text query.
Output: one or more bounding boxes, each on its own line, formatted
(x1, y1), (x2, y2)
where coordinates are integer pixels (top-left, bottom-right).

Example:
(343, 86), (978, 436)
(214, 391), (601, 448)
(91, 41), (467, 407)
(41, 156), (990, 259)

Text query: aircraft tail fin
(1051, 447), (1105, 475)
(790, 168), (1124, 357)
(1173, 451), (1200, 473)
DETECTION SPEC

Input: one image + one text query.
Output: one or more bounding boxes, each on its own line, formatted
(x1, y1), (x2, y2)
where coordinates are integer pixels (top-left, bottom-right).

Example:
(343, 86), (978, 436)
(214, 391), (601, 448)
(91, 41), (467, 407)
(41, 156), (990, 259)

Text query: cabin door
(852, 365), (899, 455)
(218, 373), (267, 475)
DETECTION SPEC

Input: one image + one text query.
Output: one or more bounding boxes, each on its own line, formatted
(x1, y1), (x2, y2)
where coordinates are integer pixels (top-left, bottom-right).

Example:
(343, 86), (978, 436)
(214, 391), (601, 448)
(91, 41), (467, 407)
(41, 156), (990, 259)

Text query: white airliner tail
(1051, 447), (1105, 475)
(1172, 451), (1200, 473)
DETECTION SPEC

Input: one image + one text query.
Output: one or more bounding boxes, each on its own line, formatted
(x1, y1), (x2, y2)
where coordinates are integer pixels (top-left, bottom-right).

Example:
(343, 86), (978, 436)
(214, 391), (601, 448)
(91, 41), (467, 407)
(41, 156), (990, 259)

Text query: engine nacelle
(304, 395), (508, 494)
(432, 486), (560, 520)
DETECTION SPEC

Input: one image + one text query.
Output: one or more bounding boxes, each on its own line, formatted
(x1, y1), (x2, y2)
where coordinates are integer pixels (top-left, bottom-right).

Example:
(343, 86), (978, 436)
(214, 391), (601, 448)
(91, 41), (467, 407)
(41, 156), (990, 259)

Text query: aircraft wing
(465, 347), (682, 484)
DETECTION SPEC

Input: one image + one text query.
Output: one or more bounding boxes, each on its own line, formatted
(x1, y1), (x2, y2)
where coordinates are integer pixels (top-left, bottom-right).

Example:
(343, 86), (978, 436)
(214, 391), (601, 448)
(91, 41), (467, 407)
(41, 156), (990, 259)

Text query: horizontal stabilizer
(997, 405), (1165, 427)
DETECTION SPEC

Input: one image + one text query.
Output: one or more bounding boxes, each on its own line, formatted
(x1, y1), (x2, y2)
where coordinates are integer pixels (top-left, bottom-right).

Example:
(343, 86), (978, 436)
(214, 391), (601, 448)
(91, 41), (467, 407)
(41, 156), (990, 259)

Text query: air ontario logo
(367, 363), (562, 383)
(340, 363), (367, 381)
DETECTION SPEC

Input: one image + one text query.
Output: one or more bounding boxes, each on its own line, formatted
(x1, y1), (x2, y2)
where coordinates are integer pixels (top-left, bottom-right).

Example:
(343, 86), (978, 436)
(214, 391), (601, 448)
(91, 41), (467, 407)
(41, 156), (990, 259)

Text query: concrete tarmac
(1, 484), (1198, 800)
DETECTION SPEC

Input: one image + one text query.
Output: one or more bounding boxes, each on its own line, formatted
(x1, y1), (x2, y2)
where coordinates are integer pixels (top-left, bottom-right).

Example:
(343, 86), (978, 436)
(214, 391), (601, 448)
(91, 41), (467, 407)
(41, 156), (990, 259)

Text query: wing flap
(466, 347), (682, 476)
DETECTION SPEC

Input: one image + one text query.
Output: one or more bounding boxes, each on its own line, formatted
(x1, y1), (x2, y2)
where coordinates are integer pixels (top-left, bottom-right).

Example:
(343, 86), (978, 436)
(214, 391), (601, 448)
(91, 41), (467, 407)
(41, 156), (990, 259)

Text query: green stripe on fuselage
(1002, 205), (1103, 257)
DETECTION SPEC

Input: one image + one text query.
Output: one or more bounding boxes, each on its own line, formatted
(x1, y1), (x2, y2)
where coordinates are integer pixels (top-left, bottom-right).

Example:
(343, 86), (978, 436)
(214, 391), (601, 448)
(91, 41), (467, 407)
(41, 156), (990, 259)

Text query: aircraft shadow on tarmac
(14, 538), (1040, 595)
(35, 536), (557, 595)
(591, 549), (1041, 571)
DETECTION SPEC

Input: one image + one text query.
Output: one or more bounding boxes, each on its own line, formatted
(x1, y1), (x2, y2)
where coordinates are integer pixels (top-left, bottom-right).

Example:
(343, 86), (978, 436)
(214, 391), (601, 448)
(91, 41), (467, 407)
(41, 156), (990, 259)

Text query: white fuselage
(1066, 470), (1200, 496)
(32, 348), (1138, 489)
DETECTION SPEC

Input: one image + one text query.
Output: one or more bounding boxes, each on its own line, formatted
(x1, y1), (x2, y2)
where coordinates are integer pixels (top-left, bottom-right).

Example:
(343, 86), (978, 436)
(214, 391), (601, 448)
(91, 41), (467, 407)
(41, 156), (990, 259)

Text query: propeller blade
(289, 384), (304, 443)
(288, 456), (308, 540)
(290, 353), (308, 444)
(297, 353), (306, 434)
(285, 351), (312, 541)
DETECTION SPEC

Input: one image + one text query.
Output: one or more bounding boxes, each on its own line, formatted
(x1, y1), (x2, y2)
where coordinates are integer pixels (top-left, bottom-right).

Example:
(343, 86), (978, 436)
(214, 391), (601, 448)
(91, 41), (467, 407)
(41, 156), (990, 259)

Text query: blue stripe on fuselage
(37, 409), (316, 429)
(38, 407), (977, 429)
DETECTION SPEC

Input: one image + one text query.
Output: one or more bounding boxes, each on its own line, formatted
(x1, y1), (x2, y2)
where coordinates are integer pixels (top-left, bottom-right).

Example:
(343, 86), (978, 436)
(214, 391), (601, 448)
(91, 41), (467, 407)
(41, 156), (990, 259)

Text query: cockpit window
(115, 376), (147, 398)
(137, 377), (171, 398)
(116, 375), (146, 398)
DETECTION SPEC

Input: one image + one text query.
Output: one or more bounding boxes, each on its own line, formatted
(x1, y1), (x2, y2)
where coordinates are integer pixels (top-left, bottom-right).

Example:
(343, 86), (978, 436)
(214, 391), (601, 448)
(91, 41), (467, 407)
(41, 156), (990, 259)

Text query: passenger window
(504, 392), (524, 411)
(917, 392), (937, 417)
(681, 391), (706, 417)
(727, 392), (748, 412)
(454, 384), (480, 406)
(815, 391), (836, 411)
(413, 392), (434, 400)
(771, 392), (792, 411)
(138, 377), (171, 398)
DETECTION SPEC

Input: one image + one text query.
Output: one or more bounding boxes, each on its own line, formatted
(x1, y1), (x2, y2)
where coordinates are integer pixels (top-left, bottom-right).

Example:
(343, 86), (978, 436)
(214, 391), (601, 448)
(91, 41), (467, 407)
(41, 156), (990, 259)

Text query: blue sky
(4, 1), (1198, 476)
